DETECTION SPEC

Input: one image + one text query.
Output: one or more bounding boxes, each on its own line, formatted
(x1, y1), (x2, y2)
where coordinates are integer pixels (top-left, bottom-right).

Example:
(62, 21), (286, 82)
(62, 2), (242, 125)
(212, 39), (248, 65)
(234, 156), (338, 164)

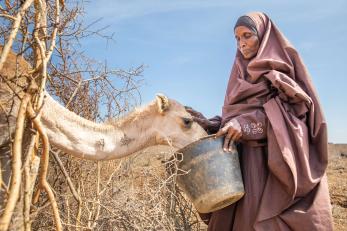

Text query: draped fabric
(205, 12), (333, 230)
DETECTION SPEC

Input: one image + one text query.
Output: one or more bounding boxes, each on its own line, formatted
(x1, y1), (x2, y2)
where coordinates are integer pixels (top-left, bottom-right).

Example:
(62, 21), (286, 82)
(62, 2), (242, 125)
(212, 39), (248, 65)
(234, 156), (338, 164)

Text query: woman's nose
(239, 39), (246, 48)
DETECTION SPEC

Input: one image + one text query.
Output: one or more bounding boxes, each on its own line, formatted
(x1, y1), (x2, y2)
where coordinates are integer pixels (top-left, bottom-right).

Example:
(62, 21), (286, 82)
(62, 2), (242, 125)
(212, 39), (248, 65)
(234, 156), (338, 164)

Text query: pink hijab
(222, 12), (329, 221)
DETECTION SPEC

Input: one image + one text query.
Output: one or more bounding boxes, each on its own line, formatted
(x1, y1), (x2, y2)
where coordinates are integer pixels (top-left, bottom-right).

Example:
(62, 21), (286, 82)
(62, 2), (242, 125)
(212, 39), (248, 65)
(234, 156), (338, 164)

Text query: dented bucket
(176, 135), (245, 213)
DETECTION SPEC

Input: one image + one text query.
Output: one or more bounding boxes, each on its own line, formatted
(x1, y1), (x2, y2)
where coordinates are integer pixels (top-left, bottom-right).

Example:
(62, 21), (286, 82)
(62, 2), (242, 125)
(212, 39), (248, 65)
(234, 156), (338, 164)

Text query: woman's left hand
(215, 118), (242, 152)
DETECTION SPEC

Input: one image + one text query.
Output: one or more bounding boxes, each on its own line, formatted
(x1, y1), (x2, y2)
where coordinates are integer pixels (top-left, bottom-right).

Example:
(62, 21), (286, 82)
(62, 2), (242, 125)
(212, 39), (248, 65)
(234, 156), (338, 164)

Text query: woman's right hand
(215, 118), (242, 152)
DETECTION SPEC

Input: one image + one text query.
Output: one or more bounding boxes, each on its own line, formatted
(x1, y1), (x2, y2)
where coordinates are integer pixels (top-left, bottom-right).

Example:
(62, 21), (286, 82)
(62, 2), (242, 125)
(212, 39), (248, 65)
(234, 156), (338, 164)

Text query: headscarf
(222, 12), (328, 221)
(233, 15), (258, 35)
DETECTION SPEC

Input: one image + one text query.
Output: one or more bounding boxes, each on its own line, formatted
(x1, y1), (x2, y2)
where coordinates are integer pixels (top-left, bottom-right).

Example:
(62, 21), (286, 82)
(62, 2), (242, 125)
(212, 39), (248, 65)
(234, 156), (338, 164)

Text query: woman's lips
(241, 49), (250, 54)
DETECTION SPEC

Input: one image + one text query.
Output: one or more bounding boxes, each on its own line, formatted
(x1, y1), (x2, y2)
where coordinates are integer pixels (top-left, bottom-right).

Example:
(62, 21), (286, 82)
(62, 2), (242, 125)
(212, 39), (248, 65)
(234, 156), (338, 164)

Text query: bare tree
(0, 1), (204, 230)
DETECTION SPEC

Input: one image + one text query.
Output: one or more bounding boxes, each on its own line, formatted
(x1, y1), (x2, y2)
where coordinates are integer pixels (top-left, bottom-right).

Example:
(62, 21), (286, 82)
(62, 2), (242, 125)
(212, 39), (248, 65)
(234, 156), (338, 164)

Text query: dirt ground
(135, 145), (347, 230)
(327, 153), (347, 231)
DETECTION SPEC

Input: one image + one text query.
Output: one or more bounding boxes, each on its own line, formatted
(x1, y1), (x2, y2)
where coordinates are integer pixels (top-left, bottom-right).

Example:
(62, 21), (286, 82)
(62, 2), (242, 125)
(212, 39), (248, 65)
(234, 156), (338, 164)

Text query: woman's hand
(185, 107), (219, 132)
(185, 106), (207, 120)
(215, 118), (242, 152)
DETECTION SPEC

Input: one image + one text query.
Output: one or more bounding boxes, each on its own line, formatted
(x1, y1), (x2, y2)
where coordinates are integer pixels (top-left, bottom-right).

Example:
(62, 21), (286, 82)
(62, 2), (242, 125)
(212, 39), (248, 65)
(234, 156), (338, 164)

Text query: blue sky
(81, 0), (347, 143)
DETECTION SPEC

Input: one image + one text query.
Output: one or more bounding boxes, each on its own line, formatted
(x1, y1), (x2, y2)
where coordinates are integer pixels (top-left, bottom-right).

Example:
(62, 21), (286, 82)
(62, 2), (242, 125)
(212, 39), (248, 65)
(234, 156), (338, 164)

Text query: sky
(80, 0), (347, 143)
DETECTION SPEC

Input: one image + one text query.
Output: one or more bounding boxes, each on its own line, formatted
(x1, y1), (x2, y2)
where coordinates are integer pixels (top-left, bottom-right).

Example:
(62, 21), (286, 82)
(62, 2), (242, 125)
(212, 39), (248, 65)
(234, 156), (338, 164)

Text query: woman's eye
(244, 33), (252, 39)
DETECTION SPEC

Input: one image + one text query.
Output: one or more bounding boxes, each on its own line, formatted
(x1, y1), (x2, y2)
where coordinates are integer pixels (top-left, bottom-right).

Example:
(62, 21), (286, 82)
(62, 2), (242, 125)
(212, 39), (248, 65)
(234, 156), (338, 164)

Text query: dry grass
(30, 145), (207, 230)
(27, 144), (346, 231)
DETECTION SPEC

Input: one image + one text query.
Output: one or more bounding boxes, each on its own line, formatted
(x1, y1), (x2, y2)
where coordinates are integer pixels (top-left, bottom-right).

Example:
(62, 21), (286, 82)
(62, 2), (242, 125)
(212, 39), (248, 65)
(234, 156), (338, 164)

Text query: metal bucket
(176, 135), (244, 213)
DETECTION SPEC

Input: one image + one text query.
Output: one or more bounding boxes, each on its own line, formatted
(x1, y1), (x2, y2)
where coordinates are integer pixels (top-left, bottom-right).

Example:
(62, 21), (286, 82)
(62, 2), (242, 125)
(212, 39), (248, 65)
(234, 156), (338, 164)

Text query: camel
(0, 46), (207, 161)
(0, 91), (208, 160)
(0, 46), (208, 192)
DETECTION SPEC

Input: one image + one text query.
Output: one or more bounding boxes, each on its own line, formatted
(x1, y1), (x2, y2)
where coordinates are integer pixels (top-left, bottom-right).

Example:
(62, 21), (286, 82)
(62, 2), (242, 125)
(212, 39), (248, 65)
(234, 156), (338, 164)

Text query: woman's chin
(242, 52), (256, 60)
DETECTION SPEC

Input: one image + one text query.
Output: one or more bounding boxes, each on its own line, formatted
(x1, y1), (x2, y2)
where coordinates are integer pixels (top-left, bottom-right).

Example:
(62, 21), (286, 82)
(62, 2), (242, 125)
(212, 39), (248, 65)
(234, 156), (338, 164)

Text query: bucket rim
(177, 134), (222, 154)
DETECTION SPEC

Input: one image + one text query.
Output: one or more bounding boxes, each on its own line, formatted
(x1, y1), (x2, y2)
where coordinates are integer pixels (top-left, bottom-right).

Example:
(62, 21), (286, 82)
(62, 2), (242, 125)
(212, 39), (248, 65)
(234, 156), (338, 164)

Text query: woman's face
(234, 26), (260, 60)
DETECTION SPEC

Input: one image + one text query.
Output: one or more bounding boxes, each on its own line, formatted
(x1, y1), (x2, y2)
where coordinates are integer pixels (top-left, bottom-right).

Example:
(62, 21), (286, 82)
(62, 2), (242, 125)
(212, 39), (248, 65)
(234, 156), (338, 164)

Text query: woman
(187, 12), (333, 230)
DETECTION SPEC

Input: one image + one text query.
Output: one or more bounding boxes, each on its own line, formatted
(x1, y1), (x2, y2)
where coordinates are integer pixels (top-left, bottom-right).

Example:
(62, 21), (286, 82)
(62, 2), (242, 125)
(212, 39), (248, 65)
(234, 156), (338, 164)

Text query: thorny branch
(0, 1), (205, 230)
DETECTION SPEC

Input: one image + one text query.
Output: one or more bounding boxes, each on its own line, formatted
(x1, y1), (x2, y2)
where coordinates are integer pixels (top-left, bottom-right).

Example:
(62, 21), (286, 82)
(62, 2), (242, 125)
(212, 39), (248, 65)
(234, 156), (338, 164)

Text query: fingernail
(223, 148), (227, 152)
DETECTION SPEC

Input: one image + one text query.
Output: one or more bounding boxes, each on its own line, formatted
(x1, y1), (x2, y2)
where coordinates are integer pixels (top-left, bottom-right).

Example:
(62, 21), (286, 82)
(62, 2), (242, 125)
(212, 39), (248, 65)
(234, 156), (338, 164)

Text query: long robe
(202, 12), (333, 231)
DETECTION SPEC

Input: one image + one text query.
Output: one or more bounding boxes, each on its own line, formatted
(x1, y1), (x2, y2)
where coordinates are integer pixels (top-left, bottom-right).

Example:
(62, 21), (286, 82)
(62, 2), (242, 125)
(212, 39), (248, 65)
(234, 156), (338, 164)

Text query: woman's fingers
(192, 117), (202, 123)
(223, 131), (233, 151)
(185, 108), (195, 116)
(215, 127), (228, 138)
(185, 108), (205, 119)
(230, 130), (240, 141)
(228, 135), (237, 152)
(224, 128), (237, 151)
(216, 119), (243, 152)
(228, 131), (241, 152)
(193, 117), (211, 130)
(221, 128), (242, 152)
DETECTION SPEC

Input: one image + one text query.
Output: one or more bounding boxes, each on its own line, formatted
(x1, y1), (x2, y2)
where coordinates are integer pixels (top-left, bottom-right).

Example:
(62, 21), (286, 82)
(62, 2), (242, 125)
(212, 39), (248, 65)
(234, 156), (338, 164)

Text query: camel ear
(156, 93), (170, 114)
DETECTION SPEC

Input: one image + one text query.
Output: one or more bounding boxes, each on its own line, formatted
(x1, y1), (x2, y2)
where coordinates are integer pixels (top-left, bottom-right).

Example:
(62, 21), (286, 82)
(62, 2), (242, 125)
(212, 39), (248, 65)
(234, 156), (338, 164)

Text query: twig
(75, 182), (82, 230)
(61, 223), (89, 229)
(99, 160), (123, 196)
(0, 13), (16, 21)
(65, 80), (82, 109)
(51, 150), (81, 203)
(89, 162), (101, 229)
(45, 0), (60, 62)
(29, 200), (52, 219)
(33, 0), (48, 107)
(65, 197), (71, 231)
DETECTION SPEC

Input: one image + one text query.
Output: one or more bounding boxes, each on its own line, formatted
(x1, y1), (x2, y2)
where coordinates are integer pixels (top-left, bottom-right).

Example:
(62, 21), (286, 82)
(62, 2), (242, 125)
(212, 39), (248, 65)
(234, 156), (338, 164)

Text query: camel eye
(182, 117), (193, 128)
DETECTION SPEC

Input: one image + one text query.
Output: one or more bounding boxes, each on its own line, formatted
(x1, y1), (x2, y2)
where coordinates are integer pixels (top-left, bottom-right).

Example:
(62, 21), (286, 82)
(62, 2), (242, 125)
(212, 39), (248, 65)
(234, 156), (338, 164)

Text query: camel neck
(41, 94), (157, 160)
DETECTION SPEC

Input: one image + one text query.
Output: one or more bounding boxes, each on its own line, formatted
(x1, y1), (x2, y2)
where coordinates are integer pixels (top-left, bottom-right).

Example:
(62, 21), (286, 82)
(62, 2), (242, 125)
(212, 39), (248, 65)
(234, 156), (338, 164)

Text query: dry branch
(0, 1), (204, 230)
(51, 150), (81, 203)
(27, 102), (62, 231)
(0, 93), (31, 231)
(23, 153), (40, 231)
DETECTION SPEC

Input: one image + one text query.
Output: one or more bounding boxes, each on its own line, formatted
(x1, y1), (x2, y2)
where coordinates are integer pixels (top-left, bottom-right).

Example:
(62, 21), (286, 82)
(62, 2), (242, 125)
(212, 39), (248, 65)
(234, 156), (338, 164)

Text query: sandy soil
(327, 153), (347, 230)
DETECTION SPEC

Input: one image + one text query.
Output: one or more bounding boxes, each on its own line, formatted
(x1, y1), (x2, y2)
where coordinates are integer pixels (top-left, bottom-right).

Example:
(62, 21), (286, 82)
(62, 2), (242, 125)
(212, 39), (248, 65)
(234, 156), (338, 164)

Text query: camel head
(153, 94), (207, 149)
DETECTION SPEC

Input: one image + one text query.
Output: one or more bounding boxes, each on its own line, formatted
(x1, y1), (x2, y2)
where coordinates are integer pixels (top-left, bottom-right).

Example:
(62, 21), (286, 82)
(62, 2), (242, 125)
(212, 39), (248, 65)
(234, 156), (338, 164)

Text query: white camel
(0, 46), (207, 161)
